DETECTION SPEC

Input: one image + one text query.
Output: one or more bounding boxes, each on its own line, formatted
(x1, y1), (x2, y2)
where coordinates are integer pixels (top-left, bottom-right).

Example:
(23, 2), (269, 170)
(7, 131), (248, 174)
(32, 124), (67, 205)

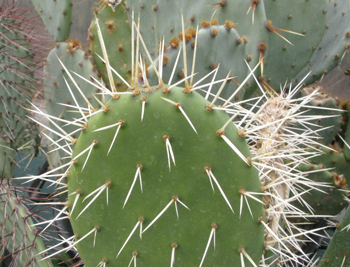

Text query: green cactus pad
(318, 206), (350, 267)
(31, 0), (73, 42)
(263, 0), (328, 88)
(88, 2), (132, 92)
(68, 87), (265, 266)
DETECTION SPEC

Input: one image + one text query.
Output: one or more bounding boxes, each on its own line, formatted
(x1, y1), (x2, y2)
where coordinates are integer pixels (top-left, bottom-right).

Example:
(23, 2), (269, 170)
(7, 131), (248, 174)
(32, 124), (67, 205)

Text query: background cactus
(123, 0), (350, 100)
(0, 1), (54, 265)
(0, 2), (39, 155)
(293, 0), (350, 87)
(31, 0), (73, 42)
(0, 170), (52, 267)
(318, 206), (350, 267)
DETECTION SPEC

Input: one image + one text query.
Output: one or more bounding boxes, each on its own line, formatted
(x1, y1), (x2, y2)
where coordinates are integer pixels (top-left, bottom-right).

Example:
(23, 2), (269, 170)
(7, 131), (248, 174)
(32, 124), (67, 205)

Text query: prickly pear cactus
(25, 0), (350, 266)
(67, 87), (265, 266)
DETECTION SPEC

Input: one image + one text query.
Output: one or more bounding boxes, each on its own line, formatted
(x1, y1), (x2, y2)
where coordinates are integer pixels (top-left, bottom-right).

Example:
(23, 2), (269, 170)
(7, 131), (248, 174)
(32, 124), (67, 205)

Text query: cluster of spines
(236, 87), (346, 265)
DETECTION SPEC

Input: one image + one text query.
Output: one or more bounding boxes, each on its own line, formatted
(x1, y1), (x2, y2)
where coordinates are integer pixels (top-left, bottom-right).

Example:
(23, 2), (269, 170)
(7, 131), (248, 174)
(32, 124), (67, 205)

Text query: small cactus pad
(127, 0), (268, 99)
(147, 23), (261, 103)
(31, 0), (73, 42)
(68, 87), (265, 266)
(88, 2), (131, 92)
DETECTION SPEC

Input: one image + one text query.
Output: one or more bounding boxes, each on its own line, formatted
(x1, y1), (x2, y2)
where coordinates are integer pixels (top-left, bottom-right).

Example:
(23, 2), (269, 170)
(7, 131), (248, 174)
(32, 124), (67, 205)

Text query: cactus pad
(318, 206), (350, 267)
(67, 87), (265, 266)
(125, 0), (349, 99)
(88, 2), (132, 92)
(31, 0), (73, 42)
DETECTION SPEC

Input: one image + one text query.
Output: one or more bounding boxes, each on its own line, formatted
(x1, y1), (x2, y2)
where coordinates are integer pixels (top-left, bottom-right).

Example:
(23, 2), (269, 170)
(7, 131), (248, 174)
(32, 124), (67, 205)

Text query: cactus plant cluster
(1, 0), (350, 266)
(0, 0), (54, 265)
(92, 0), (350, 100)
